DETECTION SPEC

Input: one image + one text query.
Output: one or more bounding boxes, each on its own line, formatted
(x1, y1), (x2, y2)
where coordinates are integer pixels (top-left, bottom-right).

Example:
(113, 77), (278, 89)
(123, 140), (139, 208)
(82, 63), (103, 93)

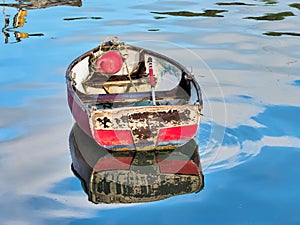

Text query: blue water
(0, 0), (300, 224)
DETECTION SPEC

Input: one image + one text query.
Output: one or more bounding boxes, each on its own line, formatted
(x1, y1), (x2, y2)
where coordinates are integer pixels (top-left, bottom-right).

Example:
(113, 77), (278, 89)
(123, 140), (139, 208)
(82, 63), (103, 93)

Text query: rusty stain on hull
(92, 105), (198, 129)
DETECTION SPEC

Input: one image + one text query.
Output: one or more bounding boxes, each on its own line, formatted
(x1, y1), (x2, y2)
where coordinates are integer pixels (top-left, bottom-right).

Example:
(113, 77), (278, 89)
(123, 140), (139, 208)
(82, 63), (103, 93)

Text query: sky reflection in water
(0, 0), (300, 224)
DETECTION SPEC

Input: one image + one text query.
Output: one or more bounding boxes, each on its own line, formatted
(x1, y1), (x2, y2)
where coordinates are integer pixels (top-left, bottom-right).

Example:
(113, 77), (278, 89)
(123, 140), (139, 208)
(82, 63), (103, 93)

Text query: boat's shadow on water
(69, 123), (204, 204)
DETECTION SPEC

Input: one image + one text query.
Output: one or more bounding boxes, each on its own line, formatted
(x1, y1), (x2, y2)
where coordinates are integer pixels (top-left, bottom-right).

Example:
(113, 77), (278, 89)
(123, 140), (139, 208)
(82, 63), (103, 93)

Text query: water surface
(0, 0), (300, 224)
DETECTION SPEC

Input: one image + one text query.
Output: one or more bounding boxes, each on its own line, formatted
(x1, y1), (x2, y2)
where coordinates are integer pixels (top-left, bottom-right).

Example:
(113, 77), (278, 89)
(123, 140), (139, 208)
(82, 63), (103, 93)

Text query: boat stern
(90, 105), (200, 151)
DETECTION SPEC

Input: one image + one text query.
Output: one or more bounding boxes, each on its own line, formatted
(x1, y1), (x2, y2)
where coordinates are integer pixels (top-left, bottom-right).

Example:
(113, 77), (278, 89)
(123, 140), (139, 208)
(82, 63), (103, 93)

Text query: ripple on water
(198, 118), (262, 173)
(198, 102), (300, 174)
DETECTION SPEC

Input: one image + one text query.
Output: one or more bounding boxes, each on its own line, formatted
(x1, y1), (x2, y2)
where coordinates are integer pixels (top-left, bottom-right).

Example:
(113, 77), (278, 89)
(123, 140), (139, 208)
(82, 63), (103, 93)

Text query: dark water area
(0, 0), (300, 224)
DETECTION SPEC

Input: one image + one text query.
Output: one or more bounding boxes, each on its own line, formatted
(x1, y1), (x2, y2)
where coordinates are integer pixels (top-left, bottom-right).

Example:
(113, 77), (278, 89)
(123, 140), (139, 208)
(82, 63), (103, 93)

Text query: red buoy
(95, 51), (123, 74)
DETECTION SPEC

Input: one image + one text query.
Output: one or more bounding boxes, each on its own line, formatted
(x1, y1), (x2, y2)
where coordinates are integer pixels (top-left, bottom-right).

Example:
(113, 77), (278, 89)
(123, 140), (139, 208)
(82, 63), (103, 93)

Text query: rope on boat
(86, 36), (138, 92)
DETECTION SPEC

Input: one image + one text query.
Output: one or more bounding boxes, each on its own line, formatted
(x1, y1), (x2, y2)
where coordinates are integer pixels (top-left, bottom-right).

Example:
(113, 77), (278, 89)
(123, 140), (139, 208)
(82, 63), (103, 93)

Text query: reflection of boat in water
(66, 37), (203, 151)
(1, 0), (82, 43)
(69, 123), (204, 204)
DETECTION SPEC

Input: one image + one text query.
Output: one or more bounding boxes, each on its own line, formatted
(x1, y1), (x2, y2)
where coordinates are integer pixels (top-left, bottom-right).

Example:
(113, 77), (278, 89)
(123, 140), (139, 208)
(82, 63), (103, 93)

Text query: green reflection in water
(63, 16), (102, 21)
(154, 16), (167, 20)
(216, 2), (256, 6)
(289, 3), (300, 10)
(148, 29), (160, 32)
(258, 0), (278, 4)
(244, 11), (295, 21)
(264, 31), (300, 37)
(151, 10), (228, 18)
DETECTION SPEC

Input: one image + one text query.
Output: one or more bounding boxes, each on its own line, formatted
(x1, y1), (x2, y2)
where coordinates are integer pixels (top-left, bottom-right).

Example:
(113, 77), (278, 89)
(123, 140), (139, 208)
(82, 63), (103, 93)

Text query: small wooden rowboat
(69, 123), (204, 204)
(66, 37), (203, 151)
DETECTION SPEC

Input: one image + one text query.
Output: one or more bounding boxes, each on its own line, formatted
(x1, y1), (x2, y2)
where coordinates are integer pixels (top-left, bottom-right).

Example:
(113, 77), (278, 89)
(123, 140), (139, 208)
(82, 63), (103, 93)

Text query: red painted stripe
(157, 124), (198, 143)
(94, 129), (134, 146)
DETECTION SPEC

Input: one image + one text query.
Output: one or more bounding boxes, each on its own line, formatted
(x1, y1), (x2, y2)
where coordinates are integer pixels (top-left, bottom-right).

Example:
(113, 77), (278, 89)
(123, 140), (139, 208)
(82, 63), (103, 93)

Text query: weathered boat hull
(66, 39), (203, 151)
(69, 123), (204, 204)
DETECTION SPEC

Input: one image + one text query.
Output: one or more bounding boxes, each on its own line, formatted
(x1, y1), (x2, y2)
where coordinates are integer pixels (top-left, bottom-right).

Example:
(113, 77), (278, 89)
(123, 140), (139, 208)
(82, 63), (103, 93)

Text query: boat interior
(68, 44), (201, 108)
